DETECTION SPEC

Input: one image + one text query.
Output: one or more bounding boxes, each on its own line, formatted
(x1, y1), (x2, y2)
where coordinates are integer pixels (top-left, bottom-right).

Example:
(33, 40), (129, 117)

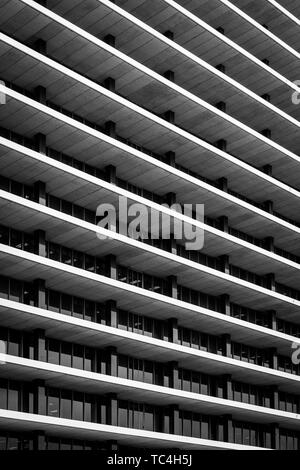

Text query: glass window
(85, 301), (95, 322)
(61, 343), (72, 368)
(48, 291), (60, 312)
(61, 247), (72, 266)
(10, 230), (22, 250)
(47, 339), (60, 364)
(8, 385), (20, 411)
(73, 297), (84, 319)
(73, 393), (84, 421)
(47, 389), (59, 417)
(73, 251), (84, 269)
(7, 437), (19, 450)
(84, 396), (93, 423)
(0, 277), (8, 299)
(118, 404), (128, 427)
(61, 294), (72, 316)
(73, 345), (84, 370)
(60, 391), (72, 419)
(118, 356), (128, 379)
(48, 243), (60, 262)
(8, 331), (21, 356)
(0, 381), (7, 409)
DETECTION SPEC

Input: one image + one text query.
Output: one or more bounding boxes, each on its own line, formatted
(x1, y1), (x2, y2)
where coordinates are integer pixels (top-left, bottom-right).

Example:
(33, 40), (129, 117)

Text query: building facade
(0, 0), (299, 450)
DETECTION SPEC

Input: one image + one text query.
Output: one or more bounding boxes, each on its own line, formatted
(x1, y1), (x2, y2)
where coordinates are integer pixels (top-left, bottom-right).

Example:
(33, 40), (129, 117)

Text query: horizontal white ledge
(0, 409), (267, 449)
(266, 0), (300, 25)
(16, 0), (300, 135)
(161, 0), (300, 91)
(1, 138), (300, 275)
(1, 354), (299, 425)
(1, 87), (300, 239)
(218, 0), (300, 58)
(1, 192), (300, 309)
(1, 243), (300, 353)
(2, 30), (299, 174)
(0, 282), (298, 354)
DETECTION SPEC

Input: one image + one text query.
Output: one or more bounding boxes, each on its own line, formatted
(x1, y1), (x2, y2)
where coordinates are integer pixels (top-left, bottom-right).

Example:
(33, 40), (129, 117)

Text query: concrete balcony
(0, 354), (300, 431)
(0, 410), (267, 449)
(1, 135), (300, 280)
(88, 0), (300, 115)
(0, 85), (299, 257)
(0, 1), (299, 160)
(0, 299), (300, 394)
(168, 0), (300, 73)
(227, 0), (300, 50)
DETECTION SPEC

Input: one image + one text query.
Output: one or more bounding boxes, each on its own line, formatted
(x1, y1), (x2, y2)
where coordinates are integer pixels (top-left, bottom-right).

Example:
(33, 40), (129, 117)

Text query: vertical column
(165, 151), (176, 167)
(33, 379), (46, 415)
(34, 181), (46, 205)
(164, 192), (176, 206)
(215, 139), (227, 151)
(218, 255), (230, 275)
(168, 234), (177, 256)
(264, 200), (274, 214)
(106, 346), (118, 377)
(106, 393), (118, 426)
(164, 110), (175, 124)
(34, 133), (47, 155)
(105, 121), (116, 138)
(216, 64), (226, 73)
(222, 334), (231, 357)
(223, 414), (233, 443)
(218, 177), (228, 192)
(34, 39), (47, 55)
(32, 431), (46, 451)
(163, 31), (174, 40)
(105, 165), (117, 185)
(264, 236), (274, 253)
(168, 361), (179, 389)
(168, 318), (179, 344)
(261, 93), (271, 102)
(105, 254), (117, 280)
(34, 86), (47, 105)
(218, 216), (229, 233)
(167, 275), (177, 299)
(222, 374), (233, 400)
(34, 279), (46, 309)
(271, 423), (280, 450)
(267, 310), (277, 330)
(103, 77), (116, 92)
(216, 101), (226, 112)
(103, 35), (116, 47)
(219, 294), (230, 315)
(163, 70), (175, 82)
(33, 329), (46, 362)
(269, 347), (278, 370)
(169, 404), (180, 435)
(261, 128), (272, 139)
(269, 385), (279, 410)
(34, 230), (46, 257)
(262, 164), (272, 176)
(265, 272), (276, 291)
(105, 300), (118, 328)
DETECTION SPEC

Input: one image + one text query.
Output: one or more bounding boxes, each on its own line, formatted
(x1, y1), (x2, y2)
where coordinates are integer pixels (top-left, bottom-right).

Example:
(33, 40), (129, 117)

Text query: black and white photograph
(0, 0), (299, 463)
